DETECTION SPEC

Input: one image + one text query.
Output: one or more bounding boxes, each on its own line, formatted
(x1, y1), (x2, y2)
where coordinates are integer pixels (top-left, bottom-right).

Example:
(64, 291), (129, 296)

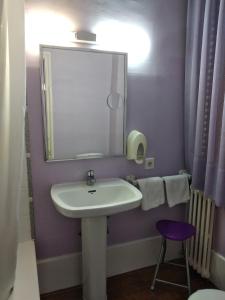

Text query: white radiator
(188, 188), (215, 278)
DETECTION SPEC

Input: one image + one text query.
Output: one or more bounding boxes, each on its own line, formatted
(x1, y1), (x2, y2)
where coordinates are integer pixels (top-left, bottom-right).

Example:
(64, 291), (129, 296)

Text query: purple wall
(26, 0), (187, 259)
(214, 208), (225, 257)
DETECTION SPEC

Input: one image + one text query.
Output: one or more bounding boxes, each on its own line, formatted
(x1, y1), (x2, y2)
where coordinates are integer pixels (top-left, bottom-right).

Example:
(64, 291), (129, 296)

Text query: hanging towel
(137, 177), (165, 211)
(163, 174), (190, 207)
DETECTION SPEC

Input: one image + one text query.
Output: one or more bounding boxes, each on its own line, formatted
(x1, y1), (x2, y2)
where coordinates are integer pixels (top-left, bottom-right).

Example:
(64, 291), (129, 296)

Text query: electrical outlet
(144, 157), (155, 169)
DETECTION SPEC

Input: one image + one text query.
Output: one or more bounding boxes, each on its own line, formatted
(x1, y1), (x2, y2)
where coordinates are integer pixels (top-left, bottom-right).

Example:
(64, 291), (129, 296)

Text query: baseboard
(210, 250), (225, 290)
(38, 235), (181, 294)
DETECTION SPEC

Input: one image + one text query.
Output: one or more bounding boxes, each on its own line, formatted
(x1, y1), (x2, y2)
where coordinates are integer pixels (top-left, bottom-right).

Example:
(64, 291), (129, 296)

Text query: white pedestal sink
(51, 178), (142, 300)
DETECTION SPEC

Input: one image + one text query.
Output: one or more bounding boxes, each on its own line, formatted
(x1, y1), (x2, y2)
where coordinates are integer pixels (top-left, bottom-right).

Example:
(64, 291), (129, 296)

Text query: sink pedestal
(82, 216), (107, 300)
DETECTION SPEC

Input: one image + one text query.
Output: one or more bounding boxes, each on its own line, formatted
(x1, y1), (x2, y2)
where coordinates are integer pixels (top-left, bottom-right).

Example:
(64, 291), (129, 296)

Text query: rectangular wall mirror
(40, 45), (127, 161)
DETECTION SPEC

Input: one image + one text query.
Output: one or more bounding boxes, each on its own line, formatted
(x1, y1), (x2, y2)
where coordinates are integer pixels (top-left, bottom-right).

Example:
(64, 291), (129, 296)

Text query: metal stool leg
(150, 238), (166, 290)
(161, 239), (167, 263)
(184, 240), (191, 295)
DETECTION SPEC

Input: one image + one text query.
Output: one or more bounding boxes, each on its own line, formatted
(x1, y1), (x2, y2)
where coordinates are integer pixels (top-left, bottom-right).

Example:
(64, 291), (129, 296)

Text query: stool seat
(156, 220), (196, 241)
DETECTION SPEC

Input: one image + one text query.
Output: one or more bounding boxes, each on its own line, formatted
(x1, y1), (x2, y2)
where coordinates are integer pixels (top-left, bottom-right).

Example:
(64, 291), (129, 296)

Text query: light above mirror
(25, 9), (75, 56)
(93, 20), (151, 68)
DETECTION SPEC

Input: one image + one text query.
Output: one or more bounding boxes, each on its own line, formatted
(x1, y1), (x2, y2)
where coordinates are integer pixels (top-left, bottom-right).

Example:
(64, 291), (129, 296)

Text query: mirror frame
(39, 45), (128, 162)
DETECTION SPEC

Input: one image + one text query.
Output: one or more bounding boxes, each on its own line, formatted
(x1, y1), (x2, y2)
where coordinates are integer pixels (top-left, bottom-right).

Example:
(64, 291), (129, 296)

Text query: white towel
(137, 177), (165, 211)
(163, 174), (190, 207)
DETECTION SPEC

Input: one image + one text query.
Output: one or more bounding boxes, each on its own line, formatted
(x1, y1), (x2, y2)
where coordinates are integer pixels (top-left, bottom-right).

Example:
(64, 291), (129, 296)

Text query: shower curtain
(0, 0), (25, 299)
(185, 0), (225, 207)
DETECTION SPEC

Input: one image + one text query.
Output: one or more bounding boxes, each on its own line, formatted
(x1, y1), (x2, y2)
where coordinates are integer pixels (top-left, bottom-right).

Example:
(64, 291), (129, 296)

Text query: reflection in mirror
(40, 46), (127, 161)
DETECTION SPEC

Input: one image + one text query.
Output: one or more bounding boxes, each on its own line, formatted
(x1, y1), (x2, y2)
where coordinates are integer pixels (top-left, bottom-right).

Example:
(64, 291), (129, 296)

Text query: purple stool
(151, 220), (196, 295)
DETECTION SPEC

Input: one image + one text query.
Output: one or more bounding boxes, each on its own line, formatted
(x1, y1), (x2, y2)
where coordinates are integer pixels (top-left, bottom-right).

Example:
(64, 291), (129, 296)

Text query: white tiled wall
(9, 240), (40, 300)
(12, 157), (39, 299)
(18, 156), (31, 242)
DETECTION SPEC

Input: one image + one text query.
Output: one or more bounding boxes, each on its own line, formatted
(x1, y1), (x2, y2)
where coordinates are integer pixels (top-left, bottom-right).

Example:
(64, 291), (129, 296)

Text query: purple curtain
(185, 0), (225, 207)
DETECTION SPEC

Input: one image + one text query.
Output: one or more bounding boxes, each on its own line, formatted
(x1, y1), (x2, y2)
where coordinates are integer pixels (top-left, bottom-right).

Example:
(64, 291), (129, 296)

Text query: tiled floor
(41, 262), (215, 300)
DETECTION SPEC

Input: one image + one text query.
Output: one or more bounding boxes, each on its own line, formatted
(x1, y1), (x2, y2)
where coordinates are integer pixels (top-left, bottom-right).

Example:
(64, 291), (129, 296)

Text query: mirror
(40, 45), (127, 161)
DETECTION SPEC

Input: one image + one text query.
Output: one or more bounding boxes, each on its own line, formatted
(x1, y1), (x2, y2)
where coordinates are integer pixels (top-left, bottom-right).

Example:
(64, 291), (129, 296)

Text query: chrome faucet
(86, 170), (96, 186)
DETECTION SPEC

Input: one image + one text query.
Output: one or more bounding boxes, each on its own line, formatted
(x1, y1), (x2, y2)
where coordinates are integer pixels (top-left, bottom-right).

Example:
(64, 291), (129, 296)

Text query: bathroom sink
(51, 178), (142, 218)
(51, 178), (142, 300)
